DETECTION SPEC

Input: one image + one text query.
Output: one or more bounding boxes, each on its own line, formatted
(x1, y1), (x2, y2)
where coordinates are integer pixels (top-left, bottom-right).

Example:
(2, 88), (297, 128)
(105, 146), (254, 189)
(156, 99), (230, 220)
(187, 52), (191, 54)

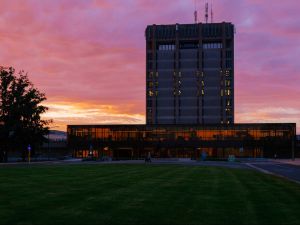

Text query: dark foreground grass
(0, 164), (300, 225)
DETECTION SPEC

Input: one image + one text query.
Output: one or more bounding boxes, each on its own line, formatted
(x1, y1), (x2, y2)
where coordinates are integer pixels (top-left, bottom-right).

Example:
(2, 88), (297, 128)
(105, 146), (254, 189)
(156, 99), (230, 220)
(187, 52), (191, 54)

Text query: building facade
(67, 22), (298, 159)
(146, 23), (234, 125)
(68, 123), (296, 160)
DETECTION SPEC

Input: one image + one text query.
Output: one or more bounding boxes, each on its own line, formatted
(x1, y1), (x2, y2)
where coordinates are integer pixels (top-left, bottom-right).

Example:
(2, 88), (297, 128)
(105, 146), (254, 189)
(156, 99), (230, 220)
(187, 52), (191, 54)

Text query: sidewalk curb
(245, 163), (300, 185)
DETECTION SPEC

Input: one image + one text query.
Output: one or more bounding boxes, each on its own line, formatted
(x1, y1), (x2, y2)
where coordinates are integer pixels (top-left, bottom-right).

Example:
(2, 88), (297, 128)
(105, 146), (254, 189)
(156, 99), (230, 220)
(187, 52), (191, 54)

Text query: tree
(0, 67), (51, 162)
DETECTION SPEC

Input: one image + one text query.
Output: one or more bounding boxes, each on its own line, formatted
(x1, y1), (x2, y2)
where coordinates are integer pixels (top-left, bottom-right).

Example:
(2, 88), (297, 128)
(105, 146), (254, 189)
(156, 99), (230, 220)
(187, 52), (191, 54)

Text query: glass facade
(67, 123), (296, 159)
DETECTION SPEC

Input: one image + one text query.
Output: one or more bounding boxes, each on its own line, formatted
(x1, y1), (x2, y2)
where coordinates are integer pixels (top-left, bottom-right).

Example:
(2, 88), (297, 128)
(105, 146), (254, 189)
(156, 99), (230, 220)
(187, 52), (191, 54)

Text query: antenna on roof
(205, 1), (208, 23)
(211, 1), (213, 23)
(194, 0), (198, 23)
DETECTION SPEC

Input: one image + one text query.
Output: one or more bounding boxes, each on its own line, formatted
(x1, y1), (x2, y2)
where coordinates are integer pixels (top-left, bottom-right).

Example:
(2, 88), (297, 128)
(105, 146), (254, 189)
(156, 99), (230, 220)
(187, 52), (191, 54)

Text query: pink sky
(0, 0), (299, 133)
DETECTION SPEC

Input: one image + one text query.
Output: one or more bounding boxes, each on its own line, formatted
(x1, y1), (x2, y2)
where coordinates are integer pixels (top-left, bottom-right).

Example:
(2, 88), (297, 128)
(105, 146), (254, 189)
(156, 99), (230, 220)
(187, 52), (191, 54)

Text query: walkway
(246, 160), (300, 184)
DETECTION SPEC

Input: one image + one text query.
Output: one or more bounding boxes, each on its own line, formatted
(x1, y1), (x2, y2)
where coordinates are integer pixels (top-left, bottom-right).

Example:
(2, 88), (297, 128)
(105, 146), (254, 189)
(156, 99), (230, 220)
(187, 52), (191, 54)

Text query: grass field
(0, 164), (300, 225)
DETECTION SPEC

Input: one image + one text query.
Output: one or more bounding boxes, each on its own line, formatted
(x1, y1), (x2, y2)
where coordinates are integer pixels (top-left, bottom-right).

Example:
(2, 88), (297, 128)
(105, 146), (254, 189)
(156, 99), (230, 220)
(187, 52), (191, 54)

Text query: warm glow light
(42, 101), (145, 131)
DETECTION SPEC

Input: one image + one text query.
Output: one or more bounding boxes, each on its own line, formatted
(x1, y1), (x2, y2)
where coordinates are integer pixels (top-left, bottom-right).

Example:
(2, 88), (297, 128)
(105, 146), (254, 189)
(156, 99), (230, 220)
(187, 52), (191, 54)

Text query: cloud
(236, 107), (300, 131)
(43, 101), (145, 131)
(0, 0), (299, 133)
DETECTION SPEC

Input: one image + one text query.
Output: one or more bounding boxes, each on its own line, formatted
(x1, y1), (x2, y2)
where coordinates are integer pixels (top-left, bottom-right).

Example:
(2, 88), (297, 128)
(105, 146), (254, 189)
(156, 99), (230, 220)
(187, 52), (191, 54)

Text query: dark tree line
(0, 67), (51, 162)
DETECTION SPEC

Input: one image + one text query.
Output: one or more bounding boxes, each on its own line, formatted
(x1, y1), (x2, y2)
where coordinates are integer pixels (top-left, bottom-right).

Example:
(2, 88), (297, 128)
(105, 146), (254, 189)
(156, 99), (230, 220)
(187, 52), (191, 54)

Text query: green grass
(0, 164), (300, 225)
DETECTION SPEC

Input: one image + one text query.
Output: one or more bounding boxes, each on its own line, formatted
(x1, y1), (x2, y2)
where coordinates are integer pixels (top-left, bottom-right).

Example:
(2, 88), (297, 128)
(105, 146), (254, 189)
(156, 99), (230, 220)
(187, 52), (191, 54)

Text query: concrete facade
(146, 23), (235, 125)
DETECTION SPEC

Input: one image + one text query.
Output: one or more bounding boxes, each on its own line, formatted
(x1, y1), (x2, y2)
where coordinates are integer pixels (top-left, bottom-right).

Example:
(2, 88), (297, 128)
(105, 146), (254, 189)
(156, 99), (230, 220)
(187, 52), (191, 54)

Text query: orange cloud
(42, 101), (145, 131)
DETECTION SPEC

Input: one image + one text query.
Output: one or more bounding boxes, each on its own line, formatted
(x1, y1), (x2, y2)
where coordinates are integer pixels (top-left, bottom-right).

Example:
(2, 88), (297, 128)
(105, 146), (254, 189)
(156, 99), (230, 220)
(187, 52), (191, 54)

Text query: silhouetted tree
(0, 67), (51, 162)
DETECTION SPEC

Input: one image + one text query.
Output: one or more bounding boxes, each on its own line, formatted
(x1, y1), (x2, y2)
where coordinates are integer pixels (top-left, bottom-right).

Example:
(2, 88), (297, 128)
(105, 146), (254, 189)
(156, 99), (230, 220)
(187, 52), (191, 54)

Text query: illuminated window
(148, 90), (153, 96)
(202, 89), (204, 95)
(178, 90), (181, 95)
(221, 89), (224, 96)
(202, 80), (204, 86)
(227, 100), (231, 106)
(156, 72), (159, 77)
(155, 91), (158, 96)
(178, 71), (181, 77)
(148, 82), (153, 87)
(225, 70), (230, 77)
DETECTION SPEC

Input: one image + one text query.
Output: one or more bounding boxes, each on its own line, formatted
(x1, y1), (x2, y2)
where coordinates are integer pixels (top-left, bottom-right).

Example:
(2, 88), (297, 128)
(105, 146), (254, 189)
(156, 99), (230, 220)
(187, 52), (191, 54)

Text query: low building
(67, 123), (296, 160)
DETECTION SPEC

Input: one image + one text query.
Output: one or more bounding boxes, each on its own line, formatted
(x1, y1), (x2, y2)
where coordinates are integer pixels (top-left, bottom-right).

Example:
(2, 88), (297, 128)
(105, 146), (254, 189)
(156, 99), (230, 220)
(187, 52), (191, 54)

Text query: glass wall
(67, 124), (296, 159)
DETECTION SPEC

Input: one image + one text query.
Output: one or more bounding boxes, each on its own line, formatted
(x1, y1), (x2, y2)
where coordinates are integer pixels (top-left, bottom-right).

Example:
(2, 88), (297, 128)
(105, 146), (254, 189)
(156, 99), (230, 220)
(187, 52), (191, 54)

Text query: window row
(203, 43), (223, 49)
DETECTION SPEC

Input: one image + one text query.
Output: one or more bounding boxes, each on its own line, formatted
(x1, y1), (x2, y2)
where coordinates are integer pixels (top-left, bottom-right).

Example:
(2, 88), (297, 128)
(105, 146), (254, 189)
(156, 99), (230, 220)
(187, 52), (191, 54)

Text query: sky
(0, 0), (299, 133)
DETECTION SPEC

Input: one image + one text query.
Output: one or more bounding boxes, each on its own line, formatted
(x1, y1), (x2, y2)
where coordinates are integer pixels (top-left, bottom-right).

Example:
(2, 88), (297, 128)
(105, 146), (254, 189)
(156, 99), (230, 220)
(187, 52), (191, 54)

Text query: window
(203, 43), (222, 49)
(148, 90), (154, 96)
(226, 51), (232, 58)
(227, 100), (231, 106)
(180, 42), (199, 49)
(158, 44), (176, 51)
(225, 70), (230, 76)
(225, 89), (231, 96)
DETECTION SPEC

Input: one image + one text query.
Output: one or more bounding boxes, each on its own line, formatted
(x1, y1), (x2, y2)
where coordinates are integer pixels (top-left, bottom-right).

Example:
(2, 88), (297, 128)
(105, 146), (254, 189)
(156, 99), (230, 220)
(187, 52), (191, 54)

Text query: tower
(145, 22), (235, 125)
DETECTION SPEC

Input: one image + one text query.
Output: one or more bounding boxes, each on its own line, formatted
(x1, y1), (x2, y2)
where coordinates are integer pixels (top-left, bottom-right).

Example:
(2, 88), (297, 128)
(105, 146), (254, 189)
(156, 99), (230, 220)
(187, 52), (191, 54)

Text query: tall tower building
(145, 22), (235, 124)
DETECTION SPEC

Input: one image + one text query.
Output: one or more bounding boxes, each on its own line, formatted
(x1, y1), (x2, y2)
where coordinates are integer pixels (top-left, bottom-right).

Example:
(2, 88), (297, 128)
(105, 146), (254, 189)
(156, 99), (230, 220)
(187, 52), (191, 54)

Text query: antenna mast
(205, 2), (208, 23)
(211, 1), (213, 23)
(194, 0), (198, 23)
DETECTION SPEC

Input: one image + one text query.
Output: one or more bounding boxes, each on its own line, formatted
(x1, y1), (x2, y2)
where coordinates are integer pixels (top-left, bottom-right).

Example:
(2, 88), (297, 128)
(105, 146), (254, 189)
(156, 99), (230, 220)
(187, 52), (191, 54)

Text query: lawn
(0, 164), (300, 225)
